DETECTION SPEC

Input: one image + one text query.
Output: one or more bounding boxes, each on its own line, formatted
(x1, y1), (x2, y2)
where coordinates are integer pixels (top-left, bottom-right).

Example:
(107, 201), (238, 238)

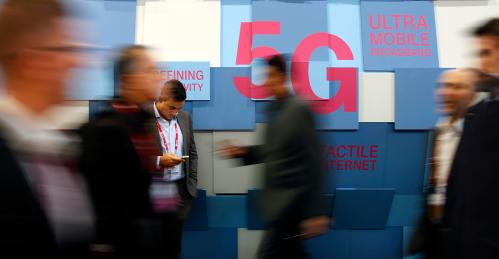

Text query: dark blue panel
(252, 0), (329, 61)
(192, 68), (256, 130)
(319, 123), (390, 193)
(349, 227), (403, 259)
(385, 126), (430, 194)
(306, 229), (349, 259)
(395, 68), (450, 130)
(207, 195), (247, 228)
(403, 226), (425, 259)
(182, 228), (238, 259)
(333, 188), (395, 229)
(387, 195), (424, 227)
(184, 189), (208, 231)
(246, 189), (268, 230)
(319, 123), (430, 194)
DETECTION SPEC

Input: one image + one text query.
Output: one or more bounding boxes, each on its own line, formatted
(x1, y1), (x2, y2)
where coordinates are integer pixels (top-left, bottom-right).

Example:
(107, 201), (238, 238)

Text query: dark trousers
(257, 219), (309, 259)
(159, 180), (192, 259)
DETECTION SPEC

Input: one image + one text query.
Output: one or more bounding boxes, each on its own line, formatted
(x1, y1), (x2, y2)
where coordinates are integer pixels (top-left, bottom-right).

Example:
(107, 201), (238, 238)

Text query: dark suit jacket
(0, 134), (58, 258)
(241, 95), (325, 225)
(79, 101), (158, 257)
(443, 99), (499, 258)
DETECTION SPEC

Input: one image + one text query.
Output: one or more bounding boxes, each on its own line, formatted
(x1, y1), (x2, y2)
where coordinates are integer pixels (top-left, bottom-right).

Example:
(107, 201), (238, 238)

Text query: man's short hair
(114, 45), (149, 78)
(473, 18), (499, 37)
(266, 54), (287, 75)
(0, 0), (65, 63)
(159, 79), (187, 102)
(113, 45), (149, 95)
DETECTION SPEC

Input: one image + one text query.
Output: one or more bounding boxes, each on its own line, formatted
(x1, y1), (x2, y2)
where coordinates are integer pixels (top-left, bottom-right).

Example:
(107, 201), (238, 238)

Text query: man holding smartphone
(152, 79), (198, 259)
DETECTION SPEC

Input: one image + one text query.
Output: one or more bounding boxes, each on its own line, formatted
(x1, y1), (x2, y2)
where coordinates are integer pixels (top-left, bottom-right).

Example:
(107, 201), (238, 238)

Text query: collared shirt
(0, 96), (94, 246)
(153, 102), (184, 181)
(433, 118), (464, 189)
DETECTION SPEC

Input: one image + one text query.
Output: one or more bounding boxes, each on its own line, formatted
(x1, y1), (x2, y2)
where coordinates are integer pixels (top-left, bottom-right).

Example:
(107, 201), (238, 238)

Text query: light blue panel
(328, 0), (363, 69)
(182, 228), (238, 259)
(157, 62), (211, 100)
(207, 195), (247, 228)
(184, 189), (208, 231)
(360, 1), (439, 71)
(252, 0), (329, 61)
(387, 195), (424, 227)
(192, 67), (256, 130)
(65, 0), (136, 100)
(310, 61), (335, 100)
(221, 0), (251, 67)
(395, 68), (449, 130)
(333, 188), (395, 229)
(306, 229), (349, 259)
(385, 126), (430, 194)
(403, 226), (425, 259)
(319, 123), (390, 193)
(255, 101), (271, 123)
(315, 74), (359, 130)
(349, 227), (403, 259)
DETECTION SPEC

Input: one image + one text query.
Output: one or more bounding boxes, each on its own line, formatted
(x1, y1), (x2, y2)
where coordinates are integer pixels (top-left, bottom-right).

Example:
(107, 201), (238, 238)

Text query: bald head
(436, 69), (478, 121)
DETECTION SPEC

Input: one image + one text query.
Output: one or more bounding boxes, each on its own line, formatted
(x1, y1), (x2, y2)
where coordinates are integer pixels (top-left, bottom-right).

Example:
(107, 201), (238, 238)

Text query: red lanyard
(155, 119), (178, 154)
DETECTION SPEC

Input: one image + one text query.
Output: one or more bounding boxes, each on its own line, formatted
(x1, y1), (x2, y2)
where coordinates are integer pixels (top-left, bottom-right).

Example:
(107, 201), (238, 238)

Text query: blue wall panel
(192, 68), (256, 130)
(395, 68), (449, 130)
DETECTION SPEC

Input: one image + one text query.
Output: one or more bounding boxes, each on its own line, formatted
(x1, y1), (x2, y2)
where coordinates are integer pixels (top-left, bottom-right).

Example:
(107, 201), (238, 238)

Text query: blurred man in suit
(0, 1), (95, 258)
(409, 68), (479, 259)
(79, 45), (164, 258)
(219, 55), (329, 259)
(443, 18), (499, 259)
(151, 79), (198, 259)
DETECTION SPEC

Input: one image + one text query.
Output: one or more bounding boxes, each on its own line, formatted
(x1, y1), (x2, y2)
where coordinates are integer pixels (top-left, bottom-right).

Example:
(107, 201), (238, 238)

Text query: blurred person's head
(156, 79), (186, 121)
(115, 45), (160, 106)
(473, 18), (499, 75)
(0, 0), (82, 113)
(436, 69), (478, 123)
(264, 55), (289, 99)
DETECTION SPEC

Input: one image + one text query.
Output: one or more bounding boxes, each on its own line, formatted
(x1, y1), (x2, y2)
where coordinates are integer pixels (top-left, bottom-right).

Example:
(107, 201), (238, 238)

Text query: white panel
(434, 0), (499, 68)
(142, 0), (221, 66)
(135, 0), (146, 44)
(194, 132), (214, 195)
(238, 228), (265, 259)
(359, 72), (394, 123)
(44, 101), (89, 130)
(213, 124), (267, 194)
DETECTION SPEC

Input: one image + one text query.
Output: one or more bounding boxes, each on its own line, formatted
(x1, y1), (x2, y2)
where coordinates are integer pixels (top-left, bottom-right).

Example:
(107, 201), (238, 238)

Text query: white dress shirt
(153, 102), (184, 181)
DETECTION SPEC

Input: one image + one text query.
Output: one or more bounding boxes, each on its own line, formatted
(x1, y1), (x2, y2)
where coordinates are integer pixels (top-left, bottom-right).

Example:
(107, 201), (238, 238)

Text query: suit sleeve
(188, 114), (198, 184)
(241, 145), (265, 165)
(298, 105), (328, 218)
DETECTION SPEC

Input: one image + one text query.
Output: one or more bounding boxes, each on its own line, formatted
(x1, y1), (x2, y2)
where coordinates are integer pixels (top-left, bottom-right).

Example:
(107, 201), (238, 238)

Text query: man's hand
(217, 140), (247, 159)
(299, 216), (330, 239)
(159, 153), (184, 168)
